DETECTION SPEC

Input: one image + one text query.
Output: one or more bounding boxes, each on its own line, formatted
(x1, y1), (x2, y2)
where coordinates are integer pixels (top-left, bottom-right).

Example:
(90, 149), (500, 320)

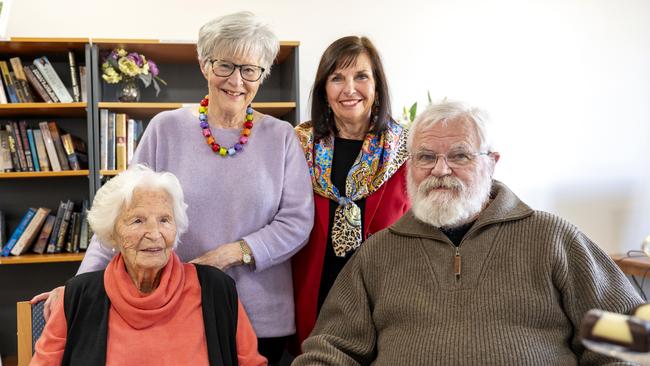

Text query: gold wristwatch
(239, 240), (254, 267)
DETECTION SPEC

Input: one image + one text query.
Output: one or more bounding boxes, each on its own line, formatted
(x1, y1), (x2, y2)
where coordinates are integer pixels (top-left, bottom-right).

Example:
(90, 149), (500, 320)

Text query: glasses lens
(446, 152), (472, 167)
(241, 66), (262, 82)
(213, 61), (235, 77)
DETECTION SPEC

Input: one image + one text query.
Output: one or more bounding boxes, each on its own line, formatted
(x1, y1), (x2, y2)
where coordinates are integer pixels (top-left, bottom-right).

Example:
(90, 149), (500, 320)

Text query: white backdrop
(8, 0), (650, 253)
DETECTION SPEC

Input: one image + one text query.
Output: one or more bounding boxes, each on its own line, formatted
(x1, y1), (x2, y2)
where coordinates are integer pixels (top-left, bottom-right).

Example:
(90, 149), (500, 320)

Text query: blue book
(1, 208), (36, 256)
(26, 129), (40, 171)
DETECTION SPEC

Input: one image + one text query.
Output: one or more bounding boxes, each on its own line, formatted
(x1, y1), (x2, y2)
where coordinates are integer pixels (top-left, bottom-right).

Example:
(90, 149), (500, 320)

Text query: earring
(111, 247), (116, 253)
(372, 97), (380, 124)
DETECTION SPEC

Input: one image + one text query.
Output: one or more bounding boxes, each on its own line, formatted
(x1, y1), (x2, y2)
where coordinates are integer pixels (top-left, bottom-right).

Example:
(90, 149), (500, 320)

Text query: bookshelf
(0, 37), (301, 360)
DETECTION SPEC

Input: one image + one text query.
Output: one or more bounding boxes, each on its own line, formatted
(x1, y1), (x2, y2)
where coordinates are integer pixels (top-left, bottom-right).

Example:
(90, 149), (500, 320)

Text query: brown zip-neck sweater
(294, 181), (642, 366)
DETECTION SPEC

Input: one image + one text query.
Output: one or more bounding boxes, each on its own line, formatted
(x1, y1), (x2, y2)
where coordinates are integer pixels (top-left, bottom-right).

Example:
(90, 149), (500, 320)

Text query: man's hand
(30, 286), (64, 321)
(190, 242), (244, 271)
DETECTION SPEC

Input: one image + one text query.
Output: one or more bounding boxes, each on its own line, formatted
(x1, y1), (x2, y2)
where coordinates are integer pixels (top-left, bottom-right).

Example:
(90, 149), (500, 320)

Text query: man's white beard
(407, 166), (493, 228)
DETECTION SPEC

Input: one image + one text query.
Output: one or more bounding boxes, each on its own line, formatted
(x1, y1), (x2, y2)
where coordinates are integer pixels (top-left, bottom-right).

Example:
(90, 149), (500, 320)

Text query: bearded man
(293, 100), (643, 366)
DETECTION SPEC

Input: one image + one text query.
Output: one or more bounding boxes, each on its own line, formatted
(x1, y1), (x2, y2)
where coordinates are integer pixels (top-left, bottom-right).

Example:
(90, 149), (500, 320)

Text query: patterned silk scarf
(295, 119), (408, 257)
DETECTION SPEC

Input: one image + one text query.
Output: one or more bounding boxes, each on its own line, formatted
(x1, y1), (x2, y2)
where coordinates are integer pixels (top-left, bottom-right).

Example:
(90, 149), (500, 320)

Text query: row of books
(0, 200), (91, 256)
(0, 53), (85, 104)
(0, 121), (87, 172)
(100, 110), (145, 171)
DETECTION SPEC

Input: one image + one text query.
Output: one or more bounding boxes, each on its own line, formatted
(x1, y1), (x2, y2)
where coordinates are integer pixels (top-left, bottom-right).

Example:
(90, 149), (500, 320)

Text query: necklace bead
(199, 96), (254, 157)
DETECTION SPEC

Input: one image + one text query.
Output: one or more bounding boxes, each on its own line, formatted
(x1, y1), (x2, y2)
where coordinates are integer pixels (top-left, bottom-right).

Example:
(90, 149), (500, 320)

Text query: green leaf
(409, 102), (418, 122)
(152, 78), (161, 97)
(427, 90), (432, 103)
(139, 73), (152, 88)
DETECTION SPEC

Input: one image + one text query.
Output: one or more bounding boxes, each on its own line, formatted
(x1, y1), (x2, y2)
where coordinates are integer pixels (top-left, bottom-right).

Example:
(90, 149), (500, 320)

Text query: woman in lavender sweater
(33, 11), (313, 364)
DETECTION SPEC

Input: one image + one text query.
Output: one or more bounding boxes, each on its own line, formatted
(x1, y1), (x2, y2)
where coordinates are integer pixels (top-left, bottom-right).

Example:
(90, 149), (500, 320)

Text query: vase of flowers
(102, 48), (166, 102)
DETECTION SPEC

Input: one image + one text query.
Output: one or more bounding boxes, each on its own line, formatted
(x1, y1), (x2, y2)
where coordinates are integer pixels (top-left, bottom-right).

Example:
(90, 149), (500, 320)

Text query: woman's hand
(30, 286), (64, 321)
(190, 242), (243, 271)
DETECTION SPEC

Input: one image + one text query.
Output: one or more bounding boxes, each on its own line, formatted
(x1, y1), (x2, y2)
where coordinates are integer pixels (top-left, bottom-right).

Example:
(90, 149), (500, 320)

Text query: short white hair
(87, 164), (189, 248)
(407, 100), (494, 153)
(197, 11), (280, 81)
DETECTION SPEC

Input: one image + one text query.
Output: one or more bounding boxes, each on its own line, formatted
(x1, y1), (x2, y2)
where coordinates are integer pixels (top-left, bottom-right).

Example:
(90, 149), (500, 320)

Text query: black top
(440, 220), (476, 247)
(318, 137), (366, 311)
(61, 264), (239, 366)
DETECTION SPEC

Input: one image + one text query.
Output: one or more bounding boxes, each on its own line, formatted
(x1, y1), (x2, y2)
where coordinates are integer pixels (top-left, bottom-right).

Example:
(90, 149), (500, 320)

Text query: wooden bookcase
(0, 37), (300, 363)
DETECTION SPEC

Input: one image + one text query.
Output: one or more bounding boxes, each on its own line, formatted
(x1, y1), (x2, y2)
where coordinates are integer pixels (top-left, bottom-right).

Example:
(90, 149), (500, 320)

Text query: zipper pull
(454, 247), (461, 280)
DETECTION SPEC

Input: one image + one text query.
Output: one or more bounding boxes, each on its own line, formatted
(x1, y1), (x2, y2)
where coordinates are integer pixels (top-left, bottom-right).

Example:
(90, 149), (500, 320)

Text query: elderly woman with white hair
(33, 11), (313, 363)
(31, 165), (266, 365)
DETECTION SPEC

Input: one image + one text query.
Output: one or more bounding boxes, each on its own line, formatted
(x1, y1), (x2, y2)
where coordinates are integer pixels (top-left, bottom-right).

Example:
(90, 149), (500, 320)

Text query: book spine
(46, 202), (67, 253)
(60, 134), (80, 170)
(127, 118), (135, 166)
(26, 129), (40, 171)
(32, 129), (51, 171)
(0, 68), (7, 104)
(1, 208), (36, 256)
(19, 121), (35, 171)
(10, 122), (28, 171)
(9, 72), (27, 103)
(0, 62), (19, 103)
(39, 121), (61, 171)
(5, 124), (21, 171)
(100, 109), (109, 170)
(108, 112), (115, 170)
(9, 57), (34, 103)
(47, 121), (71, 170)
(30, 65), (60, 103)
(23, 65), (52, 103)
(79, 201), (90, 250)
(32, 214), (55, 254)
(68, 51), (81, 102)
(55, 201), (75, 252)
(65, 212), (77, 252)
(11, 207), (50, 256)
(0, 130), (13, 172)
(115, 114), (127, 171)
(33, 57), (73, 103)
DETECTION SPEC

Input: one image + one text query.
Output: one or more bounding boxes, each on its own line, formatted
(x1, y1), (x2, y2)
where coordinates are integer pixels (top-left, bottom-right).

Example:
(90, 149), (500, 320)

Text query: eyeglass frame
(208, 59), (266, 82)
(410, 149), (492, 169)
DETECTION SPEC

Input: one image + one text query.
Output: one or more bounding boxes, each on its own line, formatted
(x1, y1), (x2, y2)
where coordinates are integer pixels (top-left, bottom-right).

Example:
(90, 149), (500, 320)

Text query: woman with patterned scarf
(292, 36), (410, 351)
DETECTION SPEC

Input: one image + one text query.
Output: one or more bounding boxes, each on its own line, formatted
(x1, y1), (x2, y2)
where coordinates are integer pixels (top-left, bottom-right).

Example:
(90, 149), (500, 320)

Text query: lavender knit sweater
(78, 108), (314, 337)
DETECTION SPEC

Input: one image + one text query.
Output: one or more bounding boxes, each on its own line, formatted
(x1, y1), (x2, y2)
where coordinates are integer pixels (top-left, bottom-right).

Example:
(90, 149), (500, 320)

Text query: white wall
(8, 0), (650, 253)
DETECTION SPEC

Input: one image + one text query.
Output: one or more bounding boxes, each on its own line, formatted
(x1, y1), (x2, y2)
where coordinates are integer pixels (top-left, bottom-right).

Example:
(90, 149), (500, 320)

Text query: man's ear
(491, 151), (501, 164)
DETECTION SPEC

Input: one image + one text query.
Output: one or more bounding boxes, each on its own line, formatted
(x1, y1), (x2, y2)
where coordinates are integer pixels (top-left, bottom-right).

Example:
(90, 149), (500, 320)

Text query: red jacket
(291, 164), (410, 351)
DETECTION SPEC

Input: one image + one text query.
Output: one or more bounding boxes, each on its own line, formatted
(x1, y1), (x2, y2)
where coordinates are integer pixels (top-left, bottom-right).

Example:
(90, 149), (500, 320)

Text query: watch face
(243, 253), (252, 264)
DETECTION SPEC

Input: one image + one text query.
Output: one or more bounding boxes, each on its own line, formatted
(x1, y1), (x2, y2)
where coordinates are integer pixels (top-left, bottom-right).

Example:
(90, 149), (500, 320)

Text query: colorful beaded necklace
(198, 96), (254, 157)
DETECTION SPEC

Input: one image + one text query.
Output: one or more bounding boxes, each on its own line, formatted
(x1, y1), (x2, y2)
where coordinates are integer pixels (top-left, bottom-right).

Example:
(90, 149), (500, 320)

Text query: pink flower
(148, 60), (159, 77)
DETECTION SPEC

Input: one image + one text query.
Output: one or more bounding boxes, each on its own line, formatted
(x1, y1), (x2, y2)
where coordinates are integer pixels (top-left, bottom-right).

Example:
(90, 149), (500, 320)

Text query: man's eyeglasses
(411, 150), (491, 169)
(209, 59), (265, 82)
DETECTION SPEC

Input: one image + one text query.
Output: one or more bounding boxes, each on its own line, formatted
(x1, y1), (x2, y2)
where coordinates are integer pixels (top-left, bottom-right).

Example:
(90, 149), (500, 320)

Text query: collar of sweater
(104, 251), (185, 330)
(390, 180), (534, 241)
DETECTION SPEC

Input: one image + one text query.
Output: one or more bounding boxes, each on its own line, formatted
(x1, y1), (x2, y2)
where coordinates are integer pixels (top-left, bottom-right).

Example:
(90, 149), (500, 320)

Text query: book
(79, 66), (87, 103)
(9, 57), (35, 103)
(23, 65), (52, 103)
(9, 71), (28, 102)
(33, 56), (73, 103)
(100, 109), (109, 170)
(0, 61), (19, 103)
(79, 200), (90, 250)
(108, 112), (116, 170)
(46, 201), (67, 253)
(68, 51), (81, 102)
(47, 121), (71, 170)
(9, 122), (28, 171)
(0, 130), (13, 171)
(39, 121), (61, 171)
(60, 133), (87, 170)
(32, 214), (55, 254)
(0, 208), (36, 256)
(55, 200), (75, 252)
(65, 212), (78, 252)
(19, 121), (35, 171)
(29, 65), (60, 102)
(115, 113), (127, 171)
(32, 129), (51, 171)
(10, 207), (51, 255)
(26, 129), (40, 171)
(5, 124), (21, 171)
(127, 118), (135, 166)
(0, 69), (8, 104)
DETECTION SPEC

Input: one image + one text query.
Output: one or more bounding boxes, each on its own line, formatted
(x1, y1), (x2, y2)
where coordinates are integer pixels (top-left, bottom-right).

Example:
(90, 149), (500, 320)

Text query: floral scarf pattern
(295, 119), (408, 256)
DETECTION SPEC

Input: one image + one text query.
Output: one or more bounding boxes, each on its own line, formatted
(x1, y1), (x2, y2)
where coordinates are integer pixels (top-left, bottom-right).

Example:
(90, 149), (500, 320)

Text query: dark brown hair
(310, 36), (391, 140)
